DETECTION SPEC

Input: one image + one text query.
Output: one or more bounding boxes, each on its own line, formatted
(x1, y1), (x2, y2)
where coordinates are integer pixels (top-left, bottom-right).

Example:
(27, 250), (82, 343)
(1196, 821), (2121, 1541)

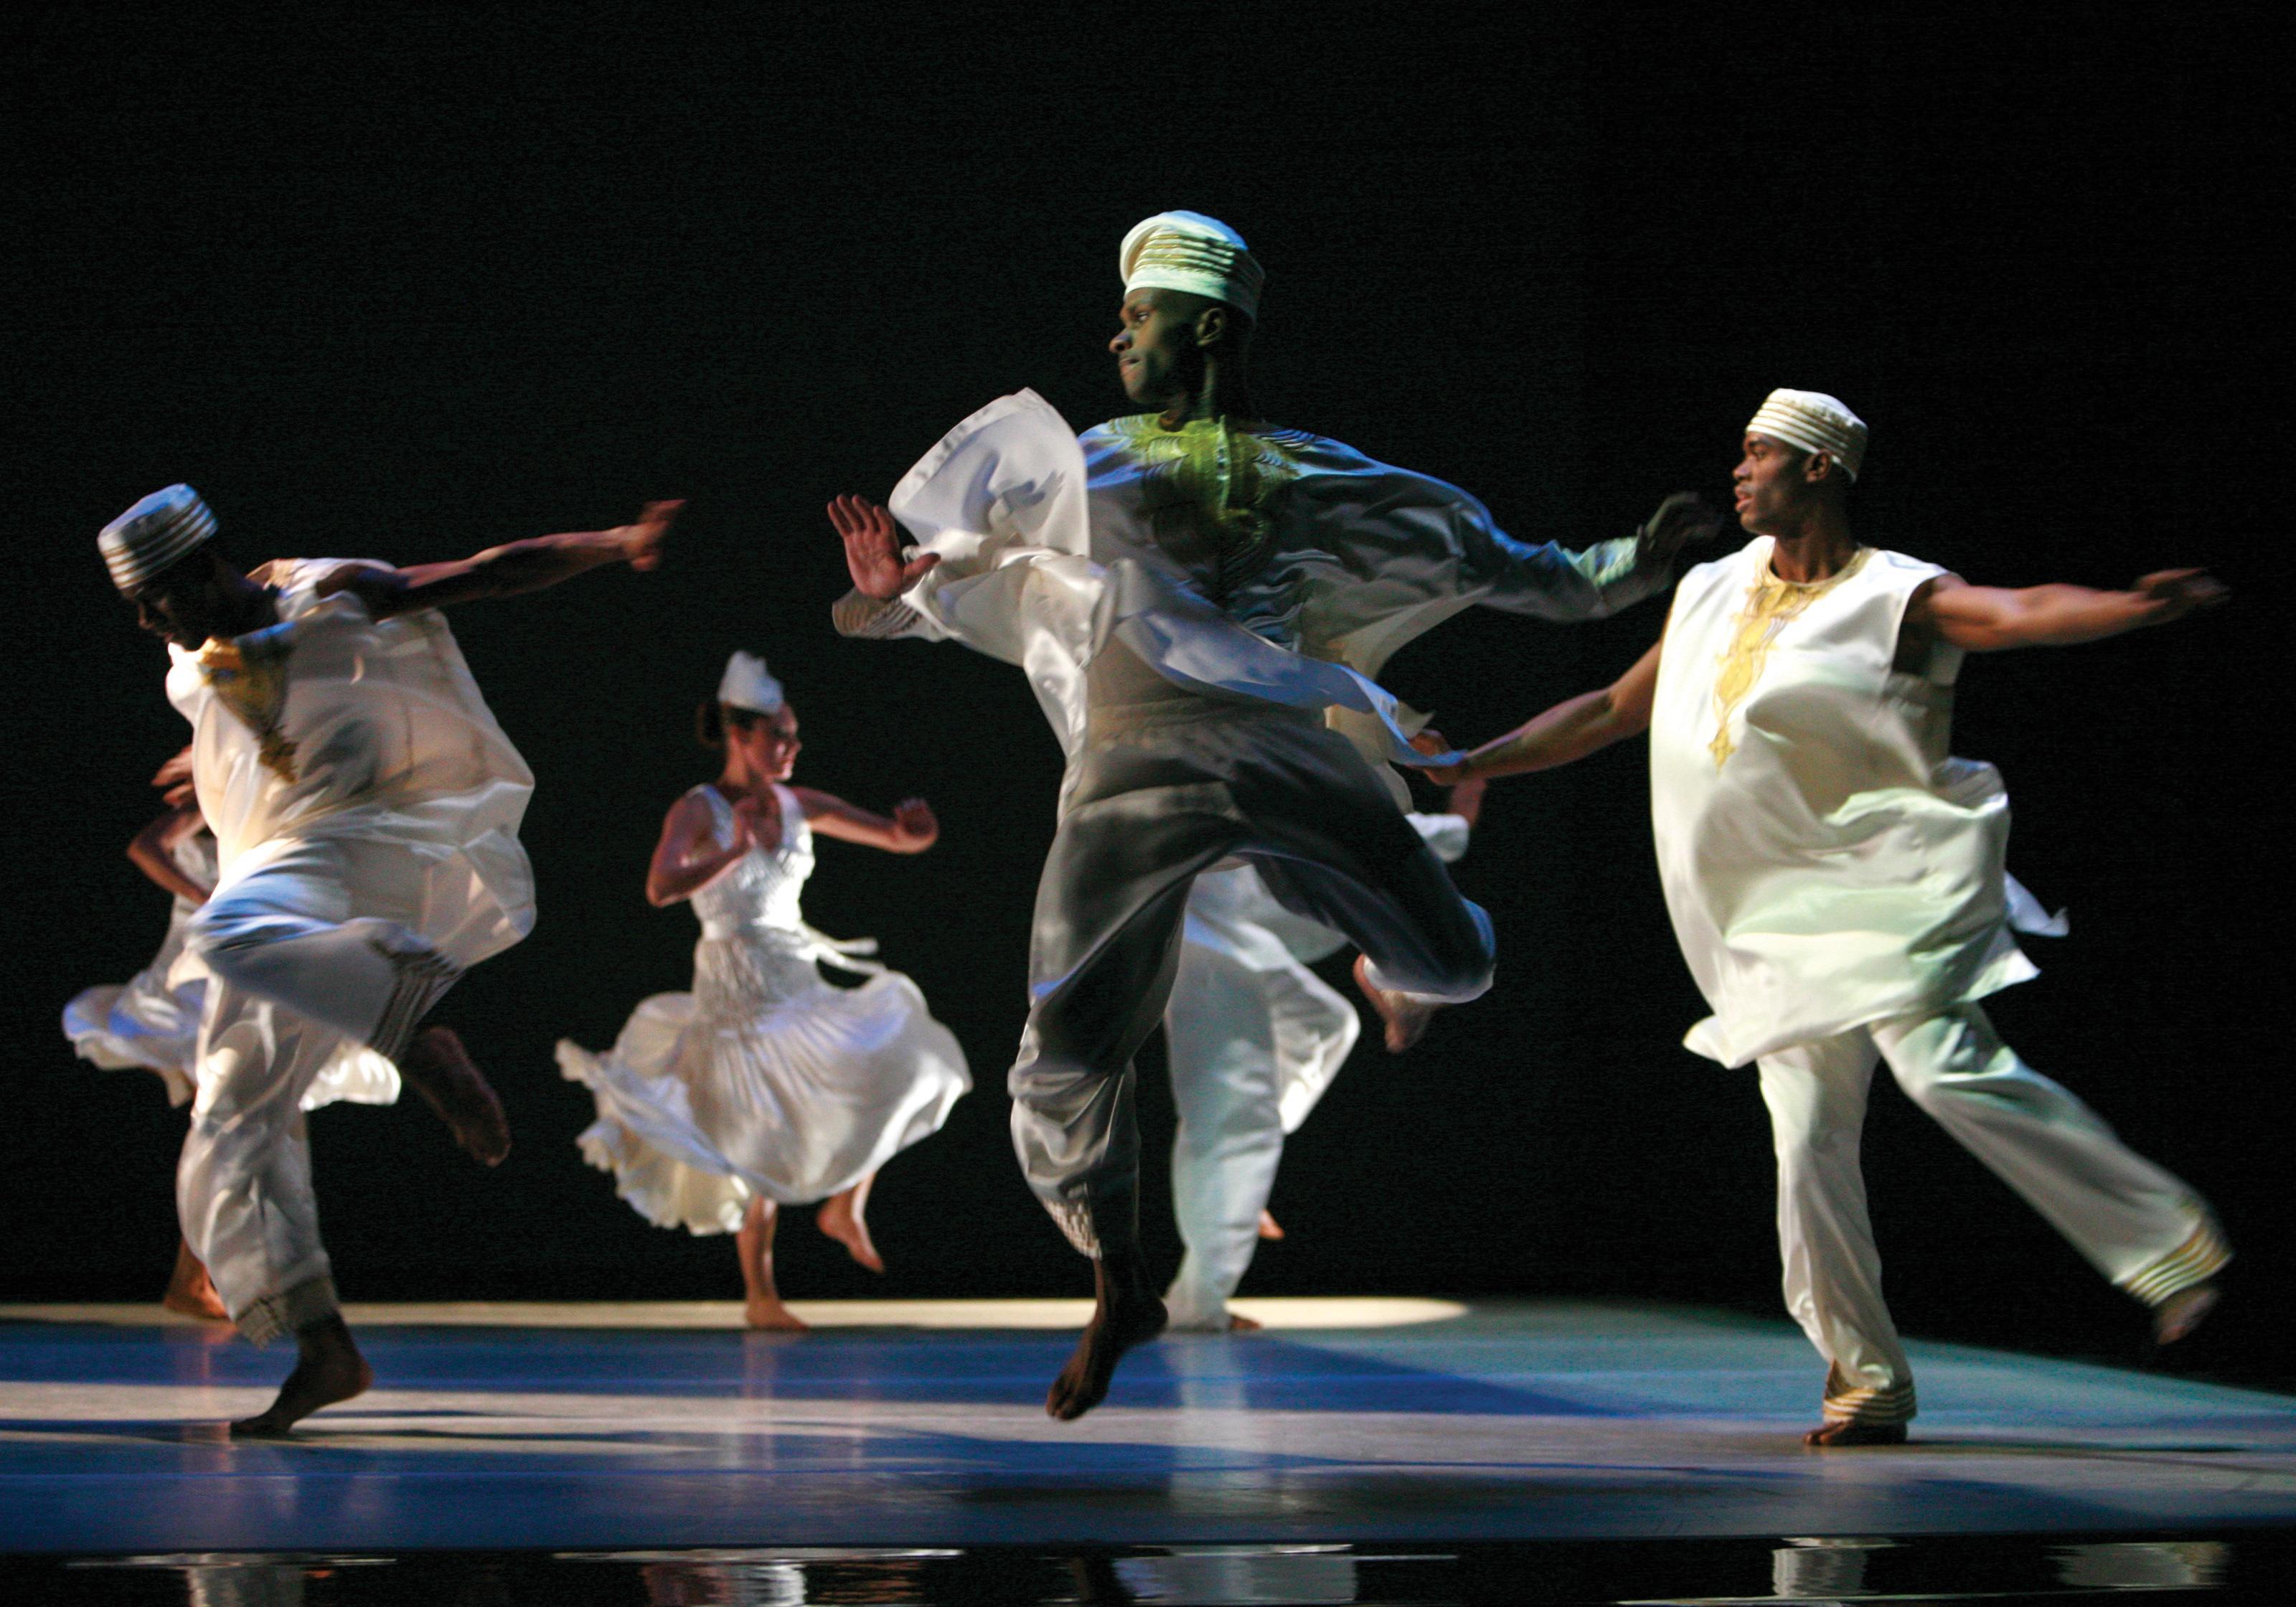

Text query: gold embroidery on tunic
(1708, 547), (1870, 768)
(197, 628), (301, 782)
(1119, 415), (1299, 602)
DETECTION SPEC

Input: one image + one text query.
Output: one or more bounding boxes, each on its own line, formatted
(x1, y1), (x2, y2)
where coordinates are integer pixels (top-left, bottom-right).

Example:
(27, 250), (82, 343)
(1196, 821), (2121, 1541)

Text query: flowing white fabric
(1652, 537), (2056, 1068)
(557, 786), (970, 1230)
(882, 391), (1662, 783)
(1164, 811), (1469, 1329)
(164, 562), (536, 1341)
(65, 828), (403, 1111)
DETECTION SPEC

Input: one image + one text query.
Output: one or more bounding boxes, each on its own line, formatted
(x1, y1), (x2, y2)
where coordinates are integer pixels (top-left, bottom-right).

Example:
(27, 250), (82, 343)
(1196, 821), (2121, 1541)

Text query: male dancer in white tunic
(100, 484), (679, 1435)
(1165, 792), (1479, 1332)
(1420, 391), (2227, 1443)
(827, 212), (1711, 1416)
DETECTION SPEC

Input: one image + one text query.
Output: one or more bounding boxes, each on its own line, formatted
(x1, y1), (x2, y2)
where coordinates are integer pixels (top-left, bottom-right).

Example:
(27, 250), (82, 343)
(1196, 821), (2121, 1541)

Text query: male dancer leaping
(827, 211), (1711, 1417)
(101, 484), (678, 1436)
(1416, 390), (2227, 1444)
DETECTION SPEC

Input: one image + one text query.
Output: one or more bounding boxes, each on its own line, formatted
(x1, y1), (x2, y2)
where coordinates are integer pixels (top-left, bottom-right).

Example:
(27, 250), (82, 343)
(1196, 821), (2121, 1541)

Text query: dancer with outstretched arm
(1415, 390), (2229, 1444)
(99, 484), (678, 1436)
(557, 652), (969, 1329)
(826, 211), (1708, 1417)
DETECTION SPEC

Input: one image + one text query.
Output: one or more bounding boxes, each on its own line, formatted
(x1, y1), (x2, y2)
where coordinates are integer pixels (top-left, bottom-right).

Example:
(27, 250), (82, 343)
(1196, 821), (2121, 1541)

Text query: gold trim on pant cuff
(236, 1274), (340, 1347)
(2123, 1212), (2232, 1307)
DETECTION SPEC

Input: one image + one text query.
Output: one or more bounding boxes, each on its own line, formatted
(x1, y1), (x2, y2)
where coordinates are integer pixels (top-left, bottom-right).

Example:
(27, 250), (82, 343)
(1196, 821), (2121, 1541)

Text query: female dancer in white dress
(65, 750), (399, 1319)
(557, 652), (970, 1329)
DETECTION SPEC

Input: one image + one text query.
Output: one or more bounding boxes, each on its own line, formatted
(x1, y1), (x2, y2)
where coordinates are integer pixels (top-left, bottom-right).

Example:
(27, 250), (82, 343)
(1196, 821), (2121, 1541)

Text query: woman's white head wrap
(717, 650), (784, 715)
(1746, 390), (1867, 481)
(1120, 211), (1265, 319)
(100, 484), (218, 593)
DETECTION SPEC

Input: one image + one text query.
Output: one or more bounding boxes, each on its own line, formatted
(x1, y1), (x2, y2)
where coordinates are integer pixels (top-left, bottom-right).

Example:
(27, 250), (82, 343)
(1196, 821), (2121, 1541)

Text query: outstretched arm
(316, 499), (683, 619)
(1416, 636), (1662, 784)
(127, 802), (212, 905)
(795, 788), (938, 854)
(1907, 569), (2226, 651)
(645, 788), (760, 907)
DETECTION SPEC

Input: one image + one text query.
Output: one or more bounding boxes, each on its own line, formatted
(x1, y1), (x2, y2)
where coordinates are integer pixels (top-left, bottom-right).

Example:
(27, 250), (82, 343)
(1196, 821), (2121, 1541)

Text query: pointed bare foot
(398, 1026), (511, 1166)
(1256, 1210), (1285, 1241)
(163, 1240), (230, 1322)
(1227, 1311), (1264, 1332)
(1353, 955), (1436, 1052)
(2152, 1281), (2220, 1346)
(745, 1298), (810, 1332)
(1048, 1261), (1166, 1421)
(1802, 1418), (1908, 1447)
(229, 1317), (372, 1438)
(817, 1190), (885, 1273)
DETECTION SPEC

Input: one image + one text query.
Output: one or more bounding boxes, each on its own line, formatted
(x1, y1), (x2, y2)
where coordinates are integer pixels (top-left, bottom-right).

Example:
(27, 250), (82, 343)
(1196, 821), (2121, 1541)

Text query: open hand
(1636, 491), (1723, 571)
(2135, 568), (2228, 623)
(890, 797), (938, 850)
(828, 495), (941, 600)
(618, 500), (684, 572)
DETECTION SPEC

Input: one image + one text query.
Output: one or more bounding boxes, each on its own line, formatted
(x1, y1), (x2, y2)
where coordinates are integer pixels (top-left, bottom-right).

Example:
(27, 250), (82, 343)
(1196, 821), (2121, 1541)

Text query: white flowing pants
(1757, 1002), (2228, 1425)
(1163, 938), (1359, 1329)
(1012, 708), (1492, 1260)
(179, 837), (458, 1342)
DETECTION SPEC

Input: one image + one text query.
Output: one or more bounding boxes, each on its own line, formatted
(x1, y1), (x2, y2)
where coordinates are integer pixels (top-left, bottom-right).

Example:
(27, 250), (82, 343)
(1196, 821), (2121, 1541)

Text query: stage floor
(3, 1297), (2292, 1560)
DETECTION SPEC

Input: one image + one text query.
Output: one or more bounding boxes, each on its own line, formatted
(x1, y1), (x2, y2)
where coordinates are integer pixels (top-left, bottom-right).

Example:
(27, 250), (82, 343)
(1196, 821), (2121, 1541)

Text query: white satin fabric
(1165, 811), (1469, 1330)
(162, 564), (536, 1341)
(557, 786), (969, 1230)
(1652, 537), (2053, 1068)
(65, 828), (403, 1112)
(883, 390), (1662, 783)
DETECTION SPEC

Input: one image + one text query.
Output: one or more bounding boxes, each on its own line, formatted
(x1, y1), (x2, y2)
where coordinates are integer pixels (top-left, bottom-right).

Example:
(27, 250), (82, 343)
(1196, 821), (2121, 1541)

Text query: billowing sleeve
(1405, 810), (1471, 864)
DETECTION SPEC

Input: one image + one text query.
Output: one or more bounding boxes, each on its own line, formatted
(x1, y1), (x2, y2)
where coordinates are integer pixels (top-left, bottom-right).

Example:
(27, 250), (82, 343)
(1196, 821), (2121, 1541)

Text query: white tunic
(882, 390), (1660, 784)
(164, 560), (536, 968)
(557, 786), (971, 1229)
(1650, 537), (2051, 1067)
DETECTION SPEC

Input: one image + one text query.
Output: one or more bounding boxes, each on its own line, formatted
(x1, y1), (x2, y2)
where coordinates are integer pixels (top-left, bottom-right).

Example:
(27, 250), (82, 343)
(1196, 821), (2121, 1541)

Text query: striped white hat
(717, 650), (784, 715)
(100, 484), (218, 593)
(1121, 211), (1265, 319)
(1746, 390), (1868, 481)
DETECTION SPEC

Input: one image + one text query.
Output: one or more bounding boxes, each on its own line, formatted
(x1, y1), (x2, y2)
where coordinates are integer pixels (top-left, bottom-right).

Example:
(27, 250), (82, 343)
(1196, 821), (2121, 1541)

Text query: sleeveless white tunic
(62, 826), (403, 1110)
(1651, 537), (2053, 1068)
(556, 785), (971, 1231)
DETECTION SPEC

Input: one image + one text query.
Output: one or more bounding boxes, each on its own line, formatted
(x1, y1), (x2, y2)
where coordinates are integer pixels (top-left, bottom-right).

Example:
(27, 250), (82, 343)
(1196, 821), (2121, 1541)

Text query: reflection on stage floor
(2, 1296), (2292, 1593)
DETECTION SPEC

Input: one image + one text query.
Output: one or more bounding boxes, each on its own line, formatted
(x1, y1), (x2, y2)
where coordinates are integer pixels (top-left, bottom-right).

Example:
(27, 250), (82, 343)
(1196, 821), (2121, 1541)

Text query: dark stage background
(5, 9), (2285, 1384)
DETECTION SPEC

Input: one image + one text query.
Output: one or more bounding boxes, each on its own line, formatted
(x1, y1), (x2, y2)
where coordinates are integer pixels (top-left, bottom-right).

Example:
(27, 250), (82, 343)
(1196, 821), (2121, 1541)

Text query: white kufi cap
(717, 650), (784, 715)
(1746, 390), (1868, 481)
(1121, 210), (1265, 319)
(100, 484), (218, 593)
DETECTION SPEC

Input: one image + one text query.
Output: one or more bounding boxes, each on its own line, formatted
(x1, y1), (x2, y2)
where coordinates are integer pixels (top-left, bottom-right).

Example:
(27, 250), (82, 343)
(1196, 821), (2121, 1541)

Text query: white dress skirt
(63, 826), (400, 1111)
(557, 785), (971, 1234)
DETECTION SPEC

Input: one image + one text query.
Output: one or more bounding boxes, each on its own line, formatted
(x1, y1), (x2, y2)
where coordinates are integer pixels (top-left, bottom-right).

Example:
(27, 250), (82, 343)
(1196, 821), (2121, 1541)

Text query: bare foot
(1802, 1419), (1908, 1447)
(745, 1298), (809, 1332)
(1353, 956), (1435, 1053)
(1048, 1260), (1167, 1421)
(1256, 1210), (1285, 1241)
(2152, 1281), (2220, 1346)
(230, 1316), (372, 1438)
(163, 1240), (231, 1323)
(1228, 1311), (1264, 1332)
(398, 1026), (511, 1166)
(817, 1187), (885, 1274)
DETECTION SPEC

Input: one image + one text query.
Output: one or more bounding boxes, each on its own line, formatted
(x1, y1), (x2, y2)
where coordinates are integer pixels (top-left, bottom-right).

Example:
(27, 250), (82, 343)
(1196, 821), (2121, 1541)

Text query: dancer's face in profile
(1732, 432), (1840, 535)
(1110, 288), (1211, 407)
(128, 548), (235, 649)
(725, 702), (801, 782)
